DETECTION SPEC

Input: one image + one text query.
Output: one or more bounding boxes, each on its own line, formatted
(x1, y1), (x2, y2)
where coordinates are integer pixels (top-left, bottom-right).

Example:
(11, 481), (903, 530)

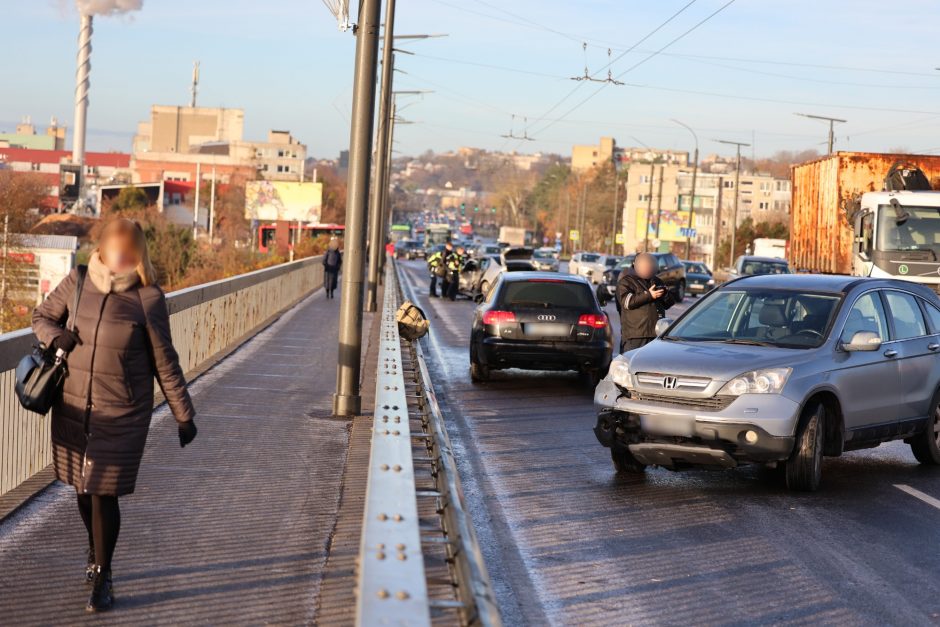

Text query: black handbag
(14, 265), (87, 415)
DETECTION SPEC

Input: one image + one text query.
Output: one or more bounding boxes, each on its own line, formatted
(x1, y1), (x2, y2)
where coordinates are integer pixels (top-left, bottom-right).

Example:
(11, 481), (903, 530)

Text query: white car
(569, 252), (620, 284)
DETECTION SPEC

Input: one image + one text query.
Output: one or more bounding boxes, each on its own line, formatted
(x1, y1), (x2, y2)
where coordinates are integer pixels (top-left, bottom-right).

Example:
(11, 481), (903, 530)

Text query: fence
(0, 256), (323, 499)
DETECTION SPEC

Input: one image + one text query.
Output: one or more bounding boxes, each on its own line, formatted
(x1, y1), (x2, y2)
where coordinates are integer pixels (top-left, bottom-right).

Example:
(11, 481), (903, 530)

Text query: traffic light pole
(333, 0), (382, 417)
(365, 0), (396, 313)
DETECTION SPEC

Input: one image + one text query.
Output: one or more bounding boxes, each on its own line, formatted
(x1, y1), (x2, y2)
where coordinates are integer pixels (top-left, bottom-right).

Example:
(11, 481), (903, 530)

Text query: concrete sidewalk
(0, 288), (376, 625)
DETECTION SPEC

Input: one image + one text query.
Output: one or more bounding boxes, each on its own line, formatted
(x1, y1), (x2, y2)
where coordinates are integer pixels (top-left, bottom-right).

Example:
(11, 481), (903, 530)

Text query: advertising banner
(245, 181), (323, 222)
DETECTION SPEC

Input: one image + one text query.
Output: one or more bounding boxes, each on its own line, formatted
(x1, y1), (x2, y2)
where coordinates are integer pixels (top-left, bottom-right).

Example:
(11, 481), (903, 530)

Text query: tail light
(578, 313), (608, 329)
(483, 310), (517, 325)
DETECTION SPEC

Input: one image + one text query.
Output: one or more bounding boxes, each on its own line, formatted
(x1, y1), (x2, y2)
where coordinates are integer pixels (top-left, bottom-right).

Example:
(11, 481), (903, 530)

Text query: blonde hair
(97, 218), (158, 286)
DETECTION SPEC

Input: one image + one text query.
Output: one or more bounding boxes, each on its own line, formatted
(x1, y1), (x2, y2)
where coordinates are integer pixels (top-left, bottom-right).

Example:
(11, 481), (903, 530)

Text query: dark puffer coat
(615, 267), (677, 340)
(31, 267), (195, 496)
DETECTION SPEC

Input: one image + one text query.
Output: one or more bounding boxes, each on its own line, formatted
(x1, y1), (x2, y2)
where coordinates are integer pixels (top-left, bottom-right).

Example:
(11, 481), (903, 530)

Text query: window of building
(759, 201), (769, 210)
(638, 194), (651, 202)
(30, 163), (40, 171)
(723, 180), (734, 188)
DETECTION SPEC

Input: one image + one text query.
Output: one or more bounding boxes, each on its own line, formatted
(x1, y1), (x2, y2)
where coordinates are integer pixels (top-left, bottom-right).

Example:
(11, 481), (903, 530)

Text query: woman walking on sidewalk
(31, 218), (198, 612)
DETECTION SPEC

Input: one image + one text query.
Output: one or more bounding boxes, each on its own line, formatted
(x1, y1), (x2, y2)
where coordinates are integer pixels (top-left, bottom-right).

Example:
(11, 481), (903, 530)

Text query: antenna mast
(190, 61), (200, 108)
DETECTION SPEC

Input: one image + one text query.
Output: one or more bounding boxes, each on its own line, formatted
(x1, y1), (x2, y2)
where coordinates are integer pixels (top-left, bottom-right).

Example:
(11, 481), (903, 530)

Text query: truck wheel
(611, 447), (646, 474)
(785, 401), (825, 492)
(470, 359), (489, 383)
(910, 395), (940, 465)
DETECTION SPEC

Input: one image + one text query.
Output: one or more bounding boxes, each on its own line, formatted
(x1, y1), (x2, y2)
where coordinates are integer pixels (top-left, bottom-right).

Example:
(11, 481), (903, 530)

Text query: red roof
(0, 147), (130, 168)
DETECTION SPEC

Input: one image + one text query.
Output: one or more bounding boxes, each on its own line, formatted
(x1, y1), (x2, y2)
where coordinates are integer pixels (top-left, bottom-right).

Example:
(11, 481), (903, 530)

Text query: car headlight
(706, 278), (715, 285)
(610, 357), (632, 389)
(719, 367), (791, 396)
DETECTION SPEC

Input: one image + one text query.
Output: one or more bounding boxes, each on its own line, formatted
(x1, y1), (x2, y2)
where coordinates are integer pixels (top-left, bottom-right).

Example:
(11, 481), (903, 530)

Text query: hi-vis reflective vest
(427, 251), (444, 269)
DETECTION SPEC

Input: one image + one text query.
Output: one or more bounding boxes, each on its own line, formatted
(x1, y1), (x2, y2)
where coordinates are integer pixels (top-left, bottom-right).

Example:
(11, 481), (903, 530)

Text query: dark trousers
(620, 337), (653, 353)
(446, 271), (459, 300)
(325, 269), (339, 297)
(430, 274), (439, 297)
(441, 274), (452, 298)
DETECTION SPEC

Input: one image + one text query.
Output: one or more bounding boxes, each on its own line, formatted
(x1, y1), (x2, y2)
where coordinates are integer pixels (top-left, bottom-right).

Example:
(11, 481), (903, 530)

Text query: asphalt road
(399, 260), (940, 627)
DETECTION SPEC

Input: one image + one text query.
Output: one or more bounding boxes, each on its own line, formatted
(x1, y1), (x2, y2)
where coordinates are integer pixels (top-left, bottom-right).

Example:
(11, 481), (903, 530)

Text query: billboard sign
(635, 209), (696, 243)
(245, 181), (323, 222)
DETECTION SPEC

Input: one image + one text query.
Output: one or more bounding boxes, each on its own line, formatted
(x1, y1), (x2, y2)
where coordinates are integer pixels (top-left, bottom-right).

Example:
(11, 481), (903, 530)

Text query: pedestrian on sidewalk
(615, 251), (676, 353)
(31, 218), (198, 613)
(323, 238), (342, 299)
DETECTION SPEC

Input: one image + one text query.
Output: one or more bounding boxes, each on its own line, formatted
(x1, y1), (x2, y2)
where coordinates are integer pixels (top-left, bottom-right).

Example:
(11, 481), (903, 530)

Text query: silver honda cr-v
(593, 274), (940, 491)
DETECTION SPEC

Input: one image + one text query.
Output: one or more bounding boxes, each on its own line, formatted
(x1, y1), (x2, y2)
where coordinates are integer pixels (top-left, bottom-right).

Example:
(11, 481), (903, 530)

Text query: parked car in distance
(596, 252), (687, 306)
(571, 253), (620, 284)
(568, 252), (603, 281)
(474, 243), (503, 258)
(731, 255), (792, 279)
(532, 247), (560, 272)
(593, 273), (940, 491)
(682, 260), (715, 296)
(394, 239), (425, 260)
(470, 272), (613, 385)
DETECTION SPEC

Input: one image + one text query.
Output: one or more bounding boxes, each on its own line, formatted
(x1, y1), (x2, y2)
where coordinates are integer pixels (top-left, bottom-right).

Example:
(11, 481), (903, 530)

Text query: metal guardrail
(355, 259), (501, 627)
(0, 256), (324, 499)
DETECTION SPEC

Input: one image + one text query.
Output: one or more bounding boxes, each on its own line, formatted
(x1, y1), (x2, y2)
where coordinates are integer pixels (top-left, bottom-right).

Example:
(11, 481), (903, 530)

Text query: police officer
(440, 241), (456, 297)
(427, 247), (445, 297)
(616, 252), (675, 352)
(446, 245), (466, 301)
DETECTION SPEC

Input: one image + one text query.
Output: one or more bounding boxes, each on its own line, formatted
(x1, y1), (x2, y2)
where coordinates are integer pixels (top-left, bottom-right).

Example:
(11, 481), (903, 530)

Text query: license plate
(640, 414), (694, 437)
(524, 323), (569, 337)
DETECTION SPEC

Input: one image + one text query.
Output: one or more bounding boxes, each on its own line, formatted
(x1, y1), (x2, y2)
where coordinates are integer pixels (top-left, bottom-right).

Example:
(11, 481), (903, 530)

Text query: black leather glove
(52, 329), (82, 353)
(178, 420), (198, 448)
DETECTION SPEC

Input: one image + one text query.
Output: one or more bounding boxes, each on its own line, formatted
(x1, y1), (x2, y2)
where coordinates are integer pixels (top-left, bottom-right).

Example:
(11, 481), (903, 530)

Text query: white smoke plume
(75, 0), (143, 16)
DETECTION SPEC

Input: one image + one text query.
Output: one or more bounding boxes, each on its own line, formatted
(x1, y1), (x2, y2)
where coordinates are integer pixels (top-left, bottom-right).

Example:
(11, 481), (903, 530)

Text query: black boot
(85, 546), (95, 585)
(86, 566), (114, 612)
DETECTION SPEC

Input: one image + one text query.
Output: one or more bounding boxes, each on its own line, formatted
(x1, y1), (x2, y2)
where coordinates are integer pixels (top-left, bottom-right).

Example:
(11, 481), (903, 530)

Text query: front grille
(626, 391), (733, 412)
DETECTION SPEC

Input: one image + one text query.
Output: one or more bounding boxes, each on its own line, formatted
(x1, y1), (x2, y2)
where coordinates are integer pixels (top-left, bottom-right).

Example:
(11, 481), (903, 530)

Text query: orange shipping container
(790, 152), (940, 274)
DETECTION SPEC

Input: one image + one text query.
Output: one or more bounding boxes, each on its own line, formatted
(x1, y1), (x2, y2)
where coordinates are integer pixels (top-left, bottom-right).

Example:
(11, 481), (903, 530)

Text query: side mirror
(842, 330), (882, 352)
(655, 318), (673, 337)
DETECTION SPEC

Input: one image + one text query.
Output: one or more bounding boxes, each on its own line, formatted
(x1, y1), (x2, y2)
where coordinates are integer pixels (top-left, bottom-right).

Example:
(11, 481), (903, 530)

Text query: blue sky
(5, 0), (940, 160)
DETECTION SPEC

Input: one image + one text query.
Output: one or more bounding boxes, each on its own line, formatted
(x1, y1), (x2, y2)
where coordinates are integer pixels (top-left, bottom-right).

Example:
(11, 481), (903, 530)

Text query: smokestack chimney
(72, 13), (93, 168)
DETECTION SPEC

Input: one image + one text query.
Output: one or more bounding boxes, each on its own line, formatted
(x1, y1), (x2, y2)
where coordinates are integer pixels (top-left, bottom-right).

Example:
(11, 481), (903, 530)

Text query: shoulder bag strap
(67, 265), (88, 332)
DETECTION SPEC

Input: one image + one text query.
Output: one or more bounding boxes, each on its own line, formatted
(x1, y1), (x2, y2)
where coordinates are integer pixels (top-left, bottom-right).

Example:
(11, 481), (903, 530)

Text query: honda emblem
(662, 376), (678, 389)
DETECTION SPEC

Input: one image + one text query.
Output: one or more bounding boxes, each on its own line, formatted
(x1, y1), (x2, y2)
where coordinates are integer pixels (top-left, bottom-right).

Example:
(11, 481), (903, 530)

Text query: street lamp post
(631, 137), (657, 252)
(333, 0), (382, 417)
(365, 0), (397, 314)
(672, 119), (699, 260)
(795, 112), (846, 156)
(715, 139), (750, 265)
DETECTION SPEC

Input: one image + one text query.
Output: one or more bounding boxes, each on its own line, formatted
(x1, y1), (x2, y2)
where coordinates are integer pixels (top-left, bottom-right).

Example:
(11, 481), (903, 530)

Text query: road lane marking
(894, 484), (940, 511)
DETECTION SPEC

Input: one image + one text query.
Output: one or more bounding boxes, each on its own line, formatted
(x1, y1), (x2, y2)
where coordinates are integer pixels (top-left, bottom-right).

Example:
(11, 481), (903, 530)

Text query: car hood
(625, 339), (814, 380)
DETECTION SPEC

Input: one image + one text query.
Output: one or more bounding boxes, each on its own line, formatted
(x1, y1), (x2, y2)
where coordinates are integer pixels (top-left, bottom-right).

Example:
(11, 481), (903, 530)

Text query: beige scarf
(88, 251), (141, 294)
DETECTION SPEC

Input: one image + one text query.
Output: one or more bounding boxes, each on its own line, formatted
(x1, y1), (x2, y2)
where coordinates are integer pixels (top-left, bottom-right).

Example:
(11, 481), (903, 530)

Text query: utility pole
(209, 166), (216, 242)
(190, 61), (200, 108)
(716, 139), (750, 263)
(795, 112), (846, 156)
(643, 162), (655, 252)
(653, 165), (665, 243)
(672, 119), (699, 260)
(609, 168), (620, 255)
(193, 162), (201, 239)
(0, 214), (8, 334)
(365, 0), (396, 313)
(377, 98), (397, 279)
(333, 0), (382, 417)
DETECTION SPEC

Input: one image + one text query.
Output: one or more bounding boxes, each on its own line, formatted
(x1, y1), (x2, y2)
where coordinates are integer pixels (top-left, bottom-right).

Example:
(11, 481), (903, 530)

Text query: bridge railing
(0, 256), (324, 499)
(355, 259), (500, 626)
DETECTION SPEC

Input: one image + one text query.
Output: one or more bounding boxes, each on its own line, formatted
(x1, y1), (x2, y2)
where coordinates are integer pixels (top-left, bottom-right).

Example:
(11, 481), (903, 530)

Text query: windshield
(604, 257), (621, 267)
(877, 205), (940, 254)
(684, 262), (709, 274)
(533, 250), (554, 260)
(666, 289), (840, 348)
(580, 253), (601, 263)
(740, 260), (790, 275)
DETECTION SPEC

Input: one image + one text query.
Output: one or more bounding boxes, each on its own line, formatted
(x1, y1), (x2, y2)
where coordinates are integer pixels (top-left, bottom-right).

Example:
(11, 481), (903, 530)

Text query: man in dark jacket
(440, 241), (455, 297)
(323, 239), (342, 299)
(616, 252), (676, 352)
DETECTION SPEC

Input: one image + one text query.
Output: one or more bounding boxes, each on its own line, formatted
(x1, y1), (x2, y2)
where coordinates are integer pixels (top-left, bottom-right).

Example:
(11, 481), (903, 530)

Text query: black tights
(76, 494), (121, 571)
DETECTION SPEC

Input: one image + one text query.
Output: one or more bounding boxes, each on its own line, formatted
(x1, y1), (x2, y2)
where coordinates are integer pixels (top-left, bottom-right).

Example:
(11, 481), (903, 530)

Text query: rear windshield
(604, 257), (621, 267)
(533, 250), (555, 259)
(499, 281), (594, 308)
(742, 260), (790, 275)
(580, 253), (601, 263)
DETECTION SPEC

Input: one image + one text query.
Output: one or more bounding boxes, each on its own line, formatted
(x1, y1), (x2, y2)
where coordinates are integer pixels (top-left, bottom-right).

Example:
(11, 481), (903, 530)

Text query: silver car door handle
(929, 343), (940, 351)
(884, 349), (898, 358)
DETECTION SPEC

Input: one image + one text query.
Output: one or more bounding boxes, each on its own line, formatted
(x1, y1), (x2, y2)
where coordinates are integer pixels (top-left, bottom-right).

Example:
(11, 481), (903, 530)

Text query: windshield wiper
(723, 338), (776, 347)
